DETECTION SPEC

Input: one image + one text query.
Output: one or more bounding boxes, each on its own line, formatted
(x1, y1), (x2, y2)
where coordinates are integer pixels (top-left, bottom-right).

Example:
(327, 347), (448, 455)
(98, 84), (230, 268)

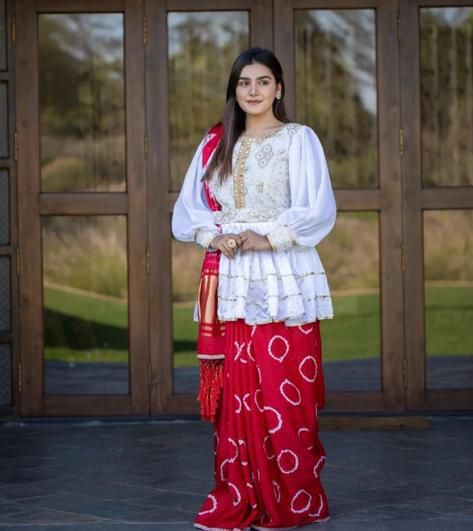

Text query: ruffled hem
(194, 221), (334, 326)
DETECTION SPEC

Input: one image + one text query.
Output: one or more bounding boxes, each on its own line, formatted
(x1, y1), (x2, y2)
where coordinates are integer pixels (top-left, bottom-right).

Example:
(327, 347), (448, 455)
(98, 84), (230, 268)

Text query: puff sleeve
(266, 125), (337, 250)
(171, 137), (221, 249)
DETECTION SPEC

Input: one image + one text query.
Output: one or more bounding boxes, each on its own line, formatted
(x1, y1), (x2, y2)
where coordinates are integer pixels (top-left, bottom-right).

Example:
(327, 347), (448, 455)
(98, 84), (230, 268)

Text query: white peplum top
(171, 122), (337, 326)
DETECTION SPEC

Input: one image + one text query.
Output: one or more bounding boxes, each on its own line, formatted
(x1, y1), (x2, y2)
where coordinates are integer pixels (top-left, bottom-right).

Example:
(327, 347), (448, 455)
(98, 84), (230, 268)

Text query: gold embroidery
(218, 271), (326, 281)
(218, 293), (331, 303)
(233, 137), (253, 209)
(240, 123), (289, 143)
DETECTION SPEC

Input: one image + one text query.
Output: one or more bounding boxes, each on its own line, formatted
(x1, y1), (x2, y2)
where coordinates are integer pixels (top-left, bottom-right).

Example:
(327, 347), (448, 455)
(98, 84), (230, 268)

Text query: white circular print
(254, 389), (265, 412)
(246, 340), (255, 362)
(263, 434), (275, 460)
(267, 335), (290, 362)
(280, 378), (302, 406)
(299, 355), (318, 382)
(227, 437), (238, 462)
(291, 489), (312, 513)
(298, 325), (313, 335)
(313, 455), (326, 478)
(228, 481), (241, 506)
(277, 448), (299, 474)
(220, 458), (230, 481)
(238, 439), (248, 466)
(308, 494), (324, 518)
(297, 427), (314, 450)
(198, 494), (217, 515)
(264, 406), (283, 434)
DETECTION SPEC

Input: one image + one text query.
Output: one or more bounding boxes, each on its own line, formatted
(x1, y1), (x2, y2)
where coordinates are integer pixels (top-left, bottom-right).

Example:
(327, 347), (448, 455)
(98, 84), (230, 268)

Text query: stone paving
(0, 414), (472, 530)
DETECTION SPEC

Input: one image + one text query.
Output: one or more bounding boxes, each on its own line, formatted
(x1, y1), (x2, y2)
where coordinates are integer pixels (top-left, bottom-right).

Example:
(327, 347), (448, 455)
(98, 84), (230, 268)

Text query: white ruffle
(193, 221), (334, 326)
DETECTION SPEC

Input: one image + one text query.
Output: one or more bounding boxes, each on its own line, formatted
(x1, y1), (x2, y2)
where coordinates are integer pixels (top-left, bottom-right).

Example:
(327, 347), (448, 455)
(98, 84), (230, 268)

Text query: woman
(172, 47), (336, 530)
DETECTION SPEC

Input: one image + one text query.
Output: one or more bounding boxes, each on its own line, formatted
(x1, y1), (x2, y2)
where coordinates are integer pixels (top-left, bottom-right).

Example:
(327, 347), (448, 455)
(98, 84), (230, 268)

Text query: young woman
(172, 47), (337, 530)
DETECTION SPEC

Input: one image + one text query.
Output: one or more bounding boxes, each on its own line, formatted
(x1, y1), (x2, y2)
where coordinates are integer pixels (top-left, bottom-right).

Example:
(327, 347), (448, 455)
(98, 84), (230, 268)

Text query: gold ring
(227, 238), (237, 248)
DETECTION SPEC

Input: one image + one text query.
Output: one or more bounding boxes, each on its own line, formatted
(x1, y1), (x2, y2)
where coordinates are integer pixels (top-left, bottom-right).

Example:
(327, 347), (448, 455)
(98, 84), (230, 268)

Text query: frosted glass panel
(317, 212), (381, 391)
(295, 9), (378, 188)
(424, 210), (473, 389)
(420, 7), (473, 186)
(42, 216), (129, 395)
(172, 237), (205, 395)
(38, 14), (125, 192)
(168, 11), (249, 190)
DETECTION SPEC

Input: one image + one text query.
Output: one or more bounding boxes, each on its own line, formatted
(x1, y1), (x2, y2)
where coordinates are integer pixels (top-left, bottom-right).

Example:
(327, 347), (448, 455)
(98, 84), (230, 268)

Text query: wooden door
(154, 0), (409, 415)
(145, 0), (274, 415)
(16, 0), (149, 415)
(274, 0), (406, 412)
(400, 0), (473, 411)
(15, 0), (471, 417)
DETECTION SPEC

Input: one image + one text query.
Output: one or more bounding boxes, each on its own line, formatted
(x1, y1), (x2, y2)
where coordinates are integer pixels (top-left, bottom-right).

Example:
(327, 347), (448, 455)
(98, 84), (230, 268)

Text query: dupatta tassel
(195, 122), (226, 423)
(195, 252), (226, 423)
(197, 358), (225, 422)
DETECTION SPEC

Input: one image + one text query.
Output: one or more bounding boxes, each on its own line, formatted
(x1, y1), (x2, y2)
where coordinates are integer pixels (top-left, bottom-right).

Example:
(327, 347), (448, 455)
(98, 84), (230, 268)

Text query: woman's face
(235, 62), (281, 118)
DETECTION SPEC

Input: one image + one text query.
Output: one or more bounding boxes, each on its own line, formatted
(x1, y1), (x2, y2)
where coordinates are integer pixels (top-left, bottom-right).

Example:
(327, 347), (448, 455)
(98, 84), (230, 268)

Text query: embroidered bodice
(210, 123), (303, 224)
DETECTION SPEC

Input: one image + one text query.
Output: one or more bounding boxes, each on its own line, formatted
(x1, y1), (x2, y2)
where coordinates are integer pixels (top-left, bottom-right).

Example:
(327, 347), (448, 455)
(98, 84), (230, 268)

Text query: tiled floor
(0, 415), (472, 530)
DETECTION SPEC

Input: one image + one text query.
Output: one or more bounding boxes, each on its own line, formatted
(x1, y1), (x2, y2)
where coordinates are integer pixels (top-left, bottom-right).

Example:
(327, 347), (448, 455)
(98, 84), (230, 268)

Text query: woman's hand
(238, 230), (272, 253)
(209, 233), (243, 258)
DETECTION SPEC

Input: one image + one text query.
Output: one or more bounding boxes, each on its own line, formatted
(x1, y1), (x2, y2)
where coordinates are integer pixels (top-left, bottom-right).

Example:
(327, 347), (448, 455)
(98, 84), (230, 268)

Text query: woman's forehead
(239, 63), (274, 79)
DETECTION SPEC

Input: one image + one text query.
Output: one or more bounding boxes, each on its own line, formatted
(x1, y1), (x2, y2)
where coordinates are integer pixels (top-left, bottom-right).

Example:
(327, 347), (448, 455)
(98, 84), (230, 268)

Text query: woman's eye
(238, 81), (270, 86)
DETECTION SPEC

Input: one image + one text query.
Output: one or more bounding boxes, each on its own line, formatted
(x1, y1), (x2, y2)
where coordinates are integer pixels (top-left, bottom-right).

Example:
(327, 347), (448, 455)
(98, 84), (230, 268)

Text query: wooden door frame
(400, 0), (473, 411)
(274, 0), (406, 412)
(146, 0), (273, 416)
(16, 0), (150, 416)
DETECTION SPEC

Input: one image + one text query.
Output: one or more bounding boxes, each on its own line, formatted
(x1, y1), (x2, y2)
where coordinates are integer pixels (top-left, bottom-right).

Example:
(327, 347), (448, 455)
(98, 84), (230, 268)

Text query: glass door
(146, 0), (274, 415)
(16, 0), (149, 415)
(400, 0), (473, 411)
(274, 0), (406, 412)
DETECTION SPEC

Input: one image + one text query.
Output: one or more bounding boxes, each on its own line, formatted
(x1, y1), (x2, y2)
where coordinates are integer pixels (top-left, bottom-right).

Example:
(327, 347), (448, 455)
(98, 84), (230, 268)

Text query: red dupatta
(196, 123), (226, 422)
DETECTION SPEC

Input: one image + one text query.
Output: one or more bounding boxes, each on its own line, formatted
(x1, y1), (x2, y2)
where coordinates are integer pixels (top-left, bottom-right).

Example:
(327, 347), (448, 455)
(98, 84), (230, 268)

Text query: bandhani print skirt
(194, 318), (330, 531)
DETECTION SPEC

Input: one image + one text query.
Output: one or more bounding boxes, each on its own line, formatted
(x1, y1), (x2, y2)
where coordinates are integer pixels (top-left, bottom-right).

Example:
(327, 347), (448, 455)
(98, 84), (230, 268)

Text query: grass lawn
(43, 285), (473, 366)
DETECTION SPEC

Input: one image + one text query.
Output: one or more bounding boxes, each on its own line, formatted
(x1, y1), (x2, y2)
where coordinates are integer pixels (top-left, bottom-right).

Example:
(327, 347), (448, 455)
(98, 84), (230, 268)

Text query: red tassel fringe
(198, 358), (225, 423)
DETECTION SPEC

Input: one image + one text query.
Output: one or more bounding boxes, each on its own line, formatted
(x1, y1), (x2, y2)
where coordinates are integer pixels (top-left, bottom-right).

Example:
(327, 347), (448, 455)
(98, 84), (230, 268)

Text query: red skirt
(194, 319), (330, 531)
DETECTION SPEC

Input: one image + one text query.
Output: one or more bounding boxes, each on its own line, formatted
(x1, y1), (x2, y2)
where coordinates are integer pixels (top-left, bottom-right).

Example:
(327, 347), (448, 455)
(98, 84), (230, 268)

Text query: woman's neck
(244, 113), (283, 134)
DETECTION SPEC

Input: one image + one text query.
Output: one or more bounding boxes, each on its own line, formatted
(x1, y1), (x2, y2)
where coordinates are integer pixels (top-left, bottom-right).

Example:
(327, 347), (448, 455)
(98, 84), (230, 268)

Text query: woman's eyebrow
(238, 75), (272, 80)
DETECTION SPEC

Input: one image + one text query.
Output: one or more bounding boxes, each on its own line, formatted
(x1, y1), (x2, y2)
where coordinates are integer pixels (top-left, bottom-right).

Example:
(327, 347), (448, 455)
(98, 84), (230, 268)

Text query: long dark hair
(201, 47), (291, 183)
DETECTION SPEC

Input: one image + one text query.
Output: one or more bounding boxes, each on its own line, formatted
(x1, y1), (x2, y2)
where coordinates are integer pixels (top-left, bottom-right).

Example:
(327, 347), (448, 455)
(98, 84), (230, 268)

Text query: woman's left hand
(238, 230), (272, 252)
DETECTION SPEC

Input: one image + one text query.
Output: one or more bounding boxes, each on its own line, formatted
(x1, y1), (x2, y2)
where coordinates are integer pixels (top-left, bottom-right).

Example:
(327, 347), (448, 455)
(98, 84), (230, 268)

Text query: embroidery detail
(233, 137), (253, 209)
(218, 293), (332, 303)
(218, 271), (326, 281)
(256, 144), (274, 168)
(267, 225), (296, 251)
(240, 123), (290, 143)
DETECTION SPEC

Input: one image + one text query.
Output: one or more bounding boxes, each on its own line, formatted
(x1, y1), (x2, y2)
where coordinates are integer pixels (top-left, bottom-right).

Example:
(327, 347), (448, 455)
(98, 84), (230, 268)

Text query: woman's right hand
(210, 233), (242, 259)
